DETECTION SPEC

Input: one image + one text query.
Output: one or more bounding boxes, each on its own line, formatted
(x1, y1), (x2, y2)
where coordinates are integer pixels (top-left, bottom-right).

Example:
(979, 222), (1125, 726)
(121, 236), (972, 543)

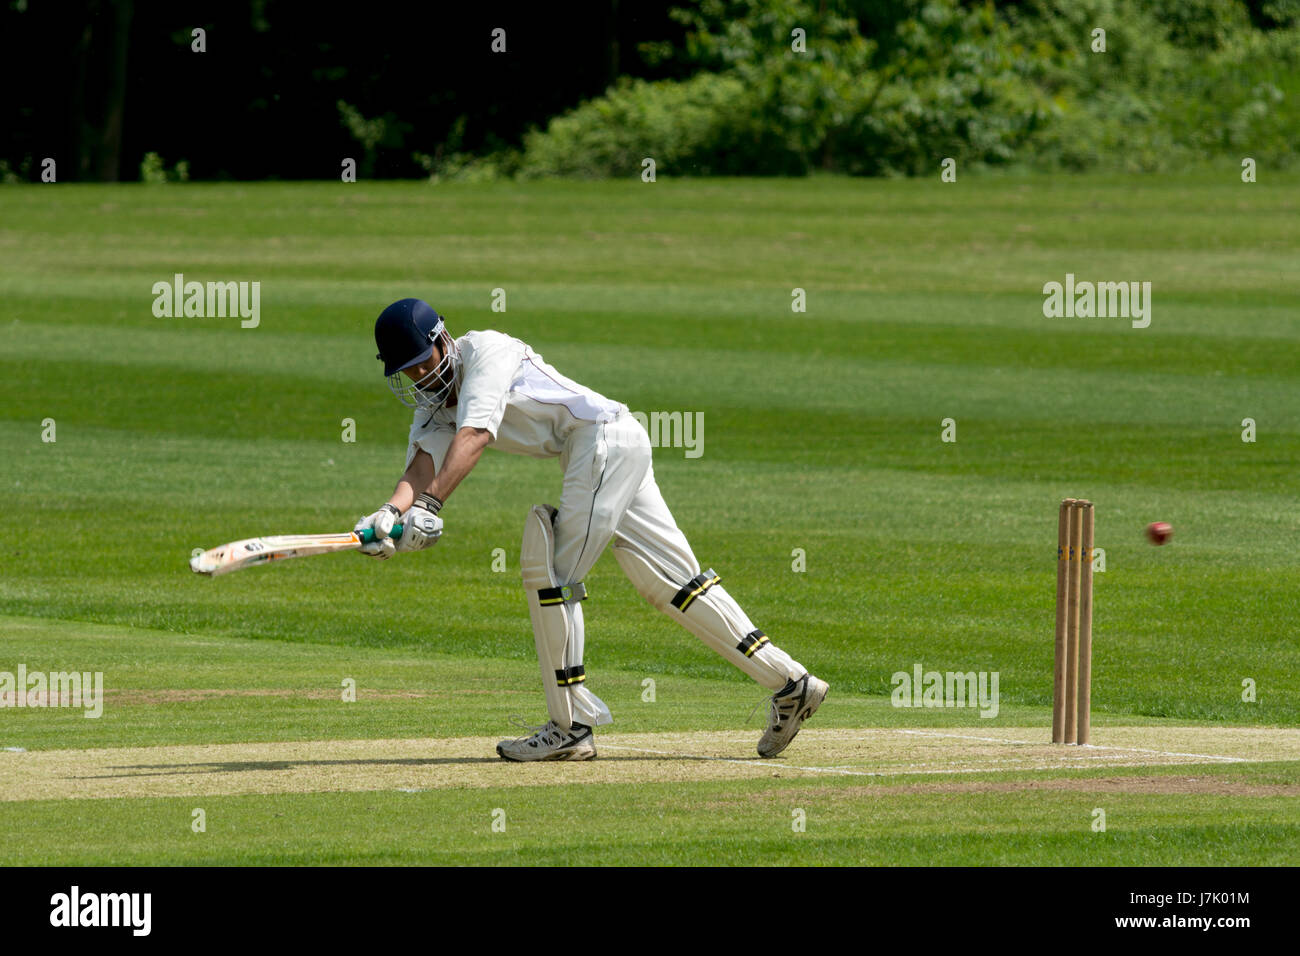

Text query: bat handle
(358, 523), (404, 544)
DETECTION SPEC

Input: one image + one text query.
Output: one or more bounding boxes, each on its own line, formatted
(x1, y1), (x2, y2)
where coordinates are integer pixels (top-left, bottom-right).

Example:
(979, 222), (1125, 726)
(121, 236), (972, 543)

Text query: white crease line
(821, 759), (1206, 775)
(599, 743), (873, 776)
(628, 728), (1247, 765)
(597, 743), (1246, 779)
(894, 730), (1245, 763)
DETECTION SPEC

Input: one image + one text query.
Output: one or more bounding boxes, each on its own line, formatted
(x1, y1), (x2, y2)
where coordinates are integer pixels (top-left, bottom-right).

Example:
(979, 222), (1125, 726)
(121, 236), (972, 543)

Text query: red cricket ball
(1146, 521), (1173, 545)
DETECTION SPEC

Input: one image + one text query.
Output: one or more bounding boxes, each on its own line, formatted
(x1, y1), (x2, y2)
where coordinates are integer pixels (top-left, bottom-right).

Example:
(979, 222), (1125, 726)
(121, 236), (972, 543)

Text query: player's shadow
(72, 753), (673, 779)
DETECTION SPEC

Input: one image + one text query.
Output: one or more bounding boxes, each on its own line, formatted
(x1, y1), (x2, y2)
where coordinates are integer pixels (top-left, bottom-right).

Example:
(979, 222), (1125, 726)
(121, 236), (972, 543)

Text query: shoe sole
(757, 679), (829, 758)
(495, 744), (597, 763)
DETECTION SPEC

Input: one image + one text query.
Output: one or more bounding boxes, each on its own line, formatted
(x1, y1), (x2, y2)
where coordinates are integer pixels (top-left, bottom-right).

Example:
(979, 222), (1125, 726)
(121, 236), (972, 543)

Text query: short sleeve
(407, 415), (454, 471)
(455, 331), (526, 439)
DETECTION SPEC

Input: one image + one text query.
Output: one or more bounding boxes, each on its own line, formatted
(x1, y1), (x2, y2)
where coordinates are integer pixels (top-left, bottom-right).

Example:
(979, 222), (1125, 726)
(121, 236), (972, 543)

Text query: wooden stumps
(1053, 499), (1094, 745)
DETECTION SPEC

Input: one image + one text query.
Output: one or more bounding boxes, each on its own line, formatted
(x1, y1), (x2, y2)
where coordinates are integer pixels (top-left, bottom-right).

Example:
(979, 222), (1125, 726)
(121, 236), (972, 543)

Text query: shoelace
(505, 714), (556, 745)
(748, 684), (801, 730)
(748, 694), (784, 728)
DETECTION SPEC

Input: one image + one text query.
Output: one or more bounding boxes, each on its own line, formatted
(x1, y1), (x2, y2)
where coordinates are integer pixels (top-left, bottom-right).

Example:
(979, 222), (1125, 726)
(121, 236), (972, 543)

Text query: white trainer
(757, 674), (829, 757)
(496, 718), (597, 762)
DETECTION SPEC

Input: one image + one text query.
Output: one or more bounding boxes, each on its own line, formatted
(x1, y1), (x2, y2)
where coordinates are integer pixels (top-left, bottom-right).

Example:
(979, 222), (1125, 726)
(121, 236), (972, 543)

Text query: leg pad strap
(738, 629), (769, 657)
(671, 569), (719, 611)
(537, 582), (588, 606)
(555, 665), (586, 687)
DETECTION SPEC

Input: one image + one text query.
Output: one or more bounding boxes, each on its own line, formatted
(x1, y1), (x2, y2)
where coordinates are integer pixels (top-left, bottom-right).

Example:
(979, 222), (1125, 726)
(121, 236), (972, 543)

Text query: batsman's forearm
(427, 427), (490, 502)
(386, 480), (416, 514)
(386, 449), (434, 513)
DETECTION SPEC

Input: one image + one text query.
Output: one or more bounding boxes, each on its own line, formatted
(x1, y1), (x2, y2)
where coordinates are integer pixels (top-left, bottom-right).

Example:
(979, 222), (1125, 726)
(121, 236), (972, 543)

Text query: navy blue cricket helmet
(374, 298), (459, 410)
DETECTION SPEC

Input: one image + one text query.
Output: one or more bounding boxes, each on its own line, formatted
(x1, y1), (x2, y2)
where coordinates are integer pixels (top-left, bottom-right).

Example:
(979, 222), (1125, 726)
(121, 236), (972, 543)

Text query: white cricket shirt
(405, 330), (627, 469)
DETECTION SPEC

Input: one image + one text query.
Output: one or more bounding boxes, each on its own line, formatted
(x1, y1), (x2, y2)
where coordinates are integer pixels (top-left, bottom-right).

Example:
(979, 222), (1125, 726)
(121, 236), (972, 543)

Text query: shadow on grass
(72, 754), (682, 778)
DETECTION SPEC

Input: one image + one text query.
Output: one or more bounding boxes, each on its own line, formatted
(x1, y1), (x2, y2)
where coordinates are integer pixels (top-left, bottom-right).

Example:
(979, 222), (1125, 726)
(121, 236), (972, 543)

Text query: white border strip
(599, 727), (1248, 778)
(895, 730), (1245, 763)
(599, 743), (1244, 778)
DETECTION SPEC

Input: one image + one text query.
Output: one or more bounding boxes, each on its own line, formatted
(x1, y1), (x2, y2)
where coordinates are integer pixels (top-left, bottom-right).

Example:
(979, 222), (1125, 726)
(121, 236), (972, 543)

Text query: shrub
(513, 0), (1300, 177)
(518, 72), (759, 178)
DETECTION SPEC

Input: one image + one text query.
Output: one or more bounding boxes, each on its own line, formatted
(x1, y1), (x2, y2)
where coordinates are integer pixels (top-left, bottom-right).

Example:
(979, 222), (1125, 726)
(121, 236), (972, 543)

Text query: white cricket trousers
(544, 412), (805, 727)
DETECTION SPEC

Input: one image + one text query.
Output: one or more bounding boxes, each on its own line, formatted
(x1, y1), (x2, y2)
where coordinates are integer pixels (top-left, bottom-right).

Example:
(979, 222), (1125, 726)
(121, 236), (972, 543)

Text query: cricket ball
(1146, 521), (1173, 545)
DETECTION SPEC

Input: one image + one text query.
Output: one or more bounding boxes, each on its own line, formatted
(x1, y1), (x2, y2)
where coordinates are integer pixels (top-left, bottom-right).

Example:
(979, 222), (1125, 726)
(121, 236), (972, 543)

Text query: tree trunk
(96, 0), (133, 181)
(69, 12), (92, 180)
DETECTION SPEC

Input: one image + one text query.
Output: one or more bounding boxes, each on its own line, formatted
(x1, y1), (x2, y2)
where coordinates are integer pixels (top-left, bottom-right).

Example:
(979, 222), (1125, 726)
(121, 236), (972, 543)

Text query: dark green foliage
(518, 0), (1300, 177)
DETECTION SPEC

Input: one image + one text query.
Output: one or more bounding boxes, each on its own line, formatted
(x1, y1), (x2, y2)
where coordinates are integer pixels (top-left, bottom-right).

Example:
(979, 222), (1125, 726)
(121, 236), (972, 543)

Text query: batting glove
(396, 493), (444, 552)
(355, 504), (400, 560)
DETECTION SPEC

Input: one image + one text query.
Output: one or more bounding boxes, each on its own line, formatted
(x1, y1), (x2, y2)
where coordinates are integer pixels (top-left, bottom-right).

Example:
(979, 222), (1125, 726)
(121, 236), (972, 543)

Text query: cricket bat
(190, 524), (405, 577)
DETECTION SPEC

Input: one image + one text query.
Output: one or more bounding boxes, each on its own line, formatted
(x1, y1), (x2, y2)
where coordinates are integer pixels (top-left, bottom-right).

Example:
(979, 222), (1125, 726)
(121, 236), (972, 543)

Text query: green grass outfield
(1, 174), (1298, 865)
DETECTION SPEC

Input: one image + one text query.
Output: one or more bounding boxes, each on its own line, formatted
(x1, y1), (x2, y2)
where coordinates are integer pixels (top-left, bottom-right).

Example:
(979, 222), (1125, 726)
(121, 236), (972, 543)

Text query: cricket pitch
(4, 726), (1298, 802)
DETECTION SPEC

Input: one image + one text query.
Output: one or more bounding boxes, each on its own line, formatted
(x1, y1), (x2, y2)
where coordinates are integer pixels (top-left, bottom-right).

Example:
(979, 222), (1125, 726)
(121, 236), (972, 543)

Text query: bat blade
(191, 524), (405, 577)
(190, 532), (365, 577)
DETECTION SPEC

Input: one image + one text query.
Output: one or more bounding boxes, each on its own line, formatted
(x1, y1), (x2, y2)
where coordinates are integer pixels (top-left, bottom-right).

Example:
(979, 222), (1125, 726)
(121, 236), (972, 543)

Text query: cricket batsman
(356, 298), (828, 761)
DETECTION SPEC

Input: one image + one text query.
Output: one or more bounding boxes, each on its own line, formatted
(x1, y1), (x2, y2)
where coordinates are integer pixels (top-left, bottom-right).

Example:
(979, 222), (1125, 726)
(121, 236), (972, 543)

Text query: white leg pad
(612, 539), (804, 690)
(521, 504), (612, 729)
